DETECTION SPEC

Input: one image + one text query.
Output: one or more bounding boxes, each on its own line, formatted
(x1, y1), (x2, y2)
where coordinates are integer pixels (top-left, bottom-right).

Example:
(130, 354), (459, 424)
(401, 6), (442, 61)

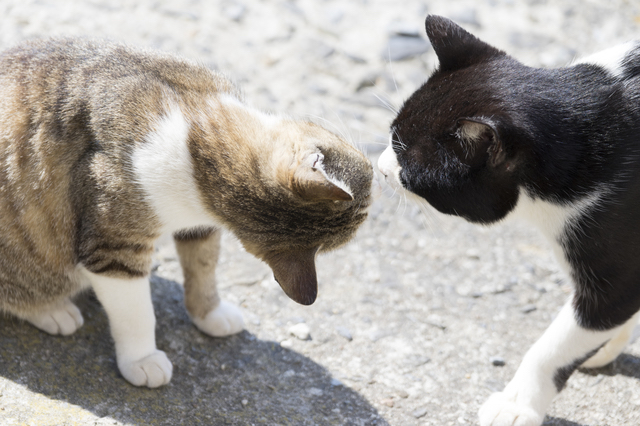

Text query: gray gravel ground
(1, 1), (640, 425)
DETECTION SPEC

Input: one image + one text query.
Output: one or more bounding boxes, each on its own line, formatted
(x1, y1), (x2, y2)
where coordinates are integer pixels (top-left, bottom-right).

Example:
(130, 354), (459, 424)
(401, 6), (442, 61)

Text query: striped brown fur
(0, 37), (373, 323)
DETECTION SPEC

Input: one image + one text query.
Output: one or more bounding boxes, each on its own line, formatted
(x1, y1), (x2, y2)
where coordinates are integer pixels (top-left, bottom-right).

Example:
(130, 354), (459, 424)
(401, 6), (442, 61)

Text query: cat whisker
(373, 93), (399, 115)
(401, 190), (409, 217)
(383, 45), (402, 100)
(380, 185), (398, 202)
(416, 200), (442, 235)
(304, 113), (353, 147)
(346, 111), (366, 153)
(329, 109), (357, 147)
(348, 125), (390, 148)
(392, 188), (405, 215)
(392, 136), (407, 151)
(412, 202), (436, 235)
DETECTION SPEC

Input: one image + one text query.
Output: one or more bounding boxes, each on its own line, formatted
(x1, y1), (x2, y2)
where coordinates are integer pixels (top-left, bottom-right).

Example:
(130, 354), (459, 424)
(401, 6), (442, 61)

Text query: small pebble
(490, 356), (506, 367)
(411, 407), (428, 418)
(382, 35), (431, 61)
(336, 326), (353, 341)
(288, 323), (311, 340)
(380, 398), (394, 407)
(223, 3), (245, 22)
(521, 304), (537, 314)
(330, 378), (343, 387)
(355, 72), (380, 92)
(241, 399), (248, 406)
(308, 387), (323, 396)
(387, 21), (421, 37)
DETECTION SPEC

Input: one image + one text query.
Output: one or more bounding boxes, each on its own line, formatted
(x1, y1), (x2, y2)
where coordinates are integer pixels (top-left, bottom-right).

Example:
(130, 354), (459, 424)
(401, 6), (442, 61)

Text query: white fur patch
(508, 187), (607, 273)
(83, 267), (172, 388)
(508, 189), (601, 239)
(21, 298), (84, 336)
(132, 106), (218, 234)
(573, 41), (639, 78)
(582, 311), (640, 368)
(377, 143), (403, 190)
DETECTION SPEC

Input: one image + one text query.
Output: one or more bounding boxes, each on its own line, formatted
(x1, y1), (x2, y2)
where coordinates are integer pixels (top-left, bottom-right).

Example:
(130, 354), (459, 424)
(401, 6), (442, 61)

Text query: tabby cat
(379, 15), (640, 426)
(0, 38), (373, 388)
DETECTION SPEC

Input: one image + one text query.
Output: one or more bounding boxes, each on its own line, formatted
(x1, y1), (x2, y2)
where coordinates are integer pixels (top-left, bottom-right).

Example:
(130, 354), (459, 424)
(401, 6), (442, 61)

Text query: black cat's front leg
(478, 300), (625, 426)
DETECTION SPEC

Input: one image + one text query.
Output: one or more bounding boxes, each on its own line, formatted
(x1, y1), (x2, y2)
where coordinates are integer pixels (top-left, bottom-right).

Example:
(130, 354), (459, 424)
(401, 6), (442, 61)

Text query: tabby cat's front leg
(479, 300), (623, 426)
(174, 227), (244, 337)
(85, 269), (173, 388)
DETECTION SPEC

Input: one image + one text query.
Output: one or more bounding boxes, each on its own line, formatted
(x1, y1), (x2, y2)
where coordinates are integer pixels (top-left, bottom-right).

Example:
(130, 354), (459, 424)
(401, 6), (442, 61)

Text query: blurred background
(1, 1), (640, 425)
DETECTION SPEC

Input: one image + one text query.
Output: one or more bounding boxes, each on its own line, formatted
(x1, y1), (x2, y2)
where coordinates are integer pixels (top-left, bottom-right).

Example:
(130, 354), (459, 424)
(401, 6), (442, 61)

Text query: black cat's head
(380, 15), (531, 224)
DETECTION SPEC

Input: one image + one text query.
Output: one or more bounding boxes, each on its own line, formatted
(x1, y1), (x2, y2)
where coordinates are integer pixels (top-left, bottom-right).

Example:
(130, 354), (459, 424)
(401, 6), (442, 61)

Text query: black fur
(391, 15), (640, 331)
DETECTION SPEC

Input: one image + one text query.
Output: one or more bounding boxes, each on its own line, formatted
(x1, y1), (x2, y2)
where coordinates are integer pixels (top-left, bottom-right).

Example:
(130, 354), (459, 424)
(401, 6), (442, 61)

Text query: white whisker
(330, 109), (357, 148)
(373, 93), (399, 115)
(384, 45), (401, 99)
(401, 190), (408, 217)
(304, 113), (352, 147)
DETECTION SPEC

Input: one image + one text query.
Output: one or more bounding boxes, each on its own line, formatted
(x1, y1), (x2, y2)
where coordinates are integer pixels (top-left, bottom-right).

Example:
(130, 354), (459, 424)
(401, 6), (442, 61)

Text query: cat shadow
(543, 417), (585, 426)
(0, 275), (385, 425)
(541, 353), (640, 426)
(579, 352), (640, 380)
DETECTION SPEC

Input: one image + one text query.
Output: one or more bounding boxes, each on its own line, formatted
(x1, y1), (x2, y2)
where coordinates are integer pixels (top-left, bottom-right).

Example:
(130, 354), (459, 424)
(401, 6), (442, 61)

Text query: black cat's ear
(457, 118), (506, 167)
(291, 153), (353, 202)
(425, 15), (506, 72)
(264, 248), (318, 305)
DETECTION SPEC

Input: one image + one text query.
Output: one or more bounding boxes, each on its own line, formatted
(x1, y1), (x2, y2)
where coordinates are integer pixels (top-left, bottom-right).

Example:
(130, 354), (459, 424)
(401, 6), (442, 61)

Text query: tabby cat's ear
(457, 118), (506, 167)
(291, 153), (353, 202)
(425, 15), (506, 72)
(264, 248), (318, 305)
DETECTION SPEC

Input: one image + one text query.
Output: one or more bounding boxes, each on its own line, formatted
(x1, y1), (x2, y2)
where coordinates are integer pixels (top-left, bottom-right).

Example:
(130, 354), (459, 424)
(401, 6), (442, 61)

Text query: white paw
(24, 299), (84, 336)
(118, 350), (173, 388)
(479, 392), (544, 426)
(192, 300), (244, 337)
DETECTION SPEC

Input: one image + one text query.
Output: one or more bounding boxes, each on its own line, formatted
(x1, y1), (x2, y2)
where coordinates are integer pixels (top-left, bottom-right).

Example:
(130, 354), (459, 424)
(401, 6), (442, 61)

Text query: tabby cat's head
(380, 15), (529, 224)
(191, 106), (374, 305)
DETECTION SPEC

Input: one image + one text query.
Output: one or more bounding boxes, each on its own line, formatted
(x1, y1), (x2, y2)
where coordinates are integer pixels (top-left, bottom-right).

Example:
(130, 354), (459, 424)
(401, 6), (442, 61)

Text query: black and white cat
(379, 15), (640, 426)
